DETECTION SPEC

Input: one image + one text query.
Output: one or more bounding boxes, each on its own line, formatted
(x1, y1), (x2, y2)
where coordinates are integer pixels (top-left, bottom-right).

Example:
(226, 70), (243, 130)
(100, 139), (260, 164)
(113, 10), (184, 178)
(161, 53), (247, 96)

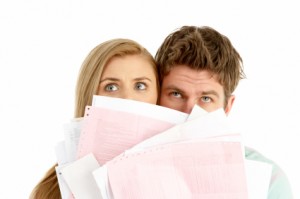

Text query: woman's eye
(201, 96), (211, 103)
(105, 84), (118, 92)
(135, 82), (147, 90)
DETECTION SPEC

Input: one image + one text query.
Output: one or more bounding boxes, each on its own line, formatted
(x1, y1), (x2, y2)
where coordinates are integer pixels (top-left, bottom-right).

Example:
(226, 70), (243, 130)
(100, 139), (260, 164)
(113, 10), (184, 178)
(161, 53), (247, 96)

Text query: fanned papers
(76, 106), (178, 165)
(55, 96), (188, 199)
(76, 96), (188, 165)
(95, 139), (248, 199)
(128, 107), (238, 153)
(92, 106), (249, 199)
(55, 96), (272, 199)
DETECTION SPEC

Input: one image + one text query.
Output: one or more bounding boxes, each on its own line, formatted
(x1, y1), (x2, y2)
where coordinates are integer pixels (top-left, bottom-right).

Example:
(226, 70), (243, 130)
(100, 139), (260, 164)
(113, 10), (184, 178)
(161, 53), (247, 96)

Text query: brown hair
(29, 38), (158, 199)
(155, 26), (245, 105)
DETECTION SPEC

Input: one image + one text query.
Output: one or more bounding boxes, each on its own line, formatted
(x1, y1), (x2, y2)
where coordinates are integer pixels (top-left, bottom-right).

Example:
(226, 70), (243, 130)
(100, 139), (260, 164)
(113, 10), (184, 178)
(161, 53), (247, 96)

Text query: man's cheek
(159, 96), (170, 108)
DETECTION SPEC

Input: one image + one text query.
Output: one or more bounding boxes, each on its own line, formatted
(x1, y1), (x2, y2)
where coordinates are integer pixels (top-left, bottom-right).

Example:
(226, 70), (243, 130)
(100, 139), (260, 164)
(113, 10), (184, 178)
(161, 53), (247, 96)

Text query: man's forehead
(162, 66), (223, 94)
(164, 66), (218, 82)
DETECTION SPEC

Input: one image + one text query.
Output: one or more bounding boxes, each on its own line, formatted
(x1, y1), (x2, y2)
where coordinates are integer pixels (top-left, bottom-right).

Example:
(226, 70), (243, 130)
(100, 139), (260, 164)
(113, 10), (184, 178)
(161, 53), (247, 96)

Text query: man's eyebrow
(201, 90), (220, 97)
(164, 85), (185, 93)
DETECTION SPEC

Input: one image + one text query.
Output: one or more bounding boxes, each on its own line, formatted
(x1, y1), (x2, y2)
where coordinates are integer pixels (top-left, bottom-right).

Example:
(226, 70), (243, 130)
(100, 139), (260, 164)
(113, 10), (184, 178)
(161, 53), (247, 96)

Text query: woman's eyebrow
(134, 77), (153, 82)
(99, 77), (120, 83)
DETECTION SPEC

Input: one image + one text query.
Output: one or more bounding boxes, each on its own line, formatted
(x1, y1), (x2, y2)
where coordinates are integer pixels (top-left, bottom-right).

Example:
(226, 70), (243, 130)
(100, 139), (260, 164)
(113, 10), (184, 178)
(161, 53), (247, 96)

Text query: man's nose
(183, 98), (196, 114)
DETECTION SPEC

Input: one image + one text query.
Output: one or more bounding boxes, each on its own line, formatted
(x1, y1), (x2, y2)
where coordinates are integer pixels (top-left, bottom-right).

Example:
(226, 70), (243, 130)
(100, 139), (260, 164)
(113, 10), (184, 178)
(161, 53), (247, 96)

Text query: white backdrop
(0, 0), (299, 198)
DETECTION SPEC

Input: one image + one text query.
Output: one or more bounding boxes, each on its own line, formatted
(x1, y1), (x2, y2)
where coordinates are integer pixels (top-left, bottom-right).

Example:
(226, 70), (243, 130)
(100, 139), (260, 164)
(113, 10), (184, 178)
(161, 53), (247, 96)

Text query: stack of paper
(54, 95), (272, 199)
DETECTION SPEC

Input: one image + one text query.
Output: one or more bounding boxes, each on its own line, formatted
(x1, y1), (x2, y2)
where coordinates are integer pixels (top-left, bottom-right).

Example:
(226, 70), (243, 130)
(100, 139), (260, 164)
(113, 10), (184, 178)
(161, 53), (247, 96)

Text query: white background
(0, 0), (299, 198)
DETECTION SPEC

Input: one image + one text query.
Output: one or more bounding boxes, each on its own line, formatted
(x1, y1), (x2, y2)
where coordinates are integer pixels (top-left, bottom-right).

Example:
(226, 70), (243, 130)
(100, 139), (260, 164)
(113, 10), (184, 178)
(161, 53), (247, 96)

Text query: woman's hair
(29, 38), (157, 199)
(75, 38), (158, 117)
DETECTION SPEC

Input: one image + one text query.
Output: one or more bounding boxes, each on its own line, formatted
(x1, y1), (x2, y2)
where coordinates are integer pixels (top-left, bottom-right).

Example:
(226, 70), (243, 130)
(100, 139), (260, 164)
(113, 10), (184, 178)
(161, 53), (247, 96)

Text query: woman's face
(97, 54), (158, 104)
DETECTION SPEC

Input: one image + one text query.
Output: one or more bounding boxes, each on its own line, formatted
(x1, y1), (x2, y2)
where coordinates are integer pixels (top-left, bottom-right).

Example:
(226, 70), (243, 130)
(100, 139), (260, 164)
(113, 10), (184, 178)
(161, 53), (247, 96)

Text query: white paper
(55, 141), (68, 165)
(60, 153), (102, 199)
(64, 118), (83, 163)
(186, 104), (208, 121)
(245, 159), (272, 199)
(55, 165), (72, 199)
(92, 95), (188, 124)
(93, 165), (112, 199)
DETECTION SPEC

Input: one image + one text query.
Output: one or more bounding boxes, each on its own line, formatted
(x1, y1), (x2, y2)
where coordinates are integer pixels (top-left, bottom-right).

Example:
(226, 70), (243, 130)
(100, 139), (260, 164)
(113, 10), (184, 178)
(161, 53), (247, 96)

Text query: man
(155, 25), (293, 199)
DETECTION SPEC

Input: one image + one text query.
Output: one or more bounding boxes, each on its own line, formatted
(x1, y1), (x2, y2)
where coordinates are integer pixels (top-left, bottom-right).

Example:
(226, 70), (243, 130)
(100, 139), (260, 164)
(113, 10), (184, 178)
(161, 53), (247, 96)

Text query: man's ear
(225, 95), (235, 116)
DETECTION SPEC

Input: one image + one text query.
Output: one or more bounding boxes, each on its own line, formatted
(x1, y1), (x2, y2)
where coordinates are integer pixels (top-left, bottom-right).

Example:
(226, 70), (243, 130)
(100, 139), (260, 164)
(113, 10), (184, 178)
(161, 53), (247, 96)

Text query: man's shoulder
(244, 146), (275, 164)
(244, 146), (293, 199)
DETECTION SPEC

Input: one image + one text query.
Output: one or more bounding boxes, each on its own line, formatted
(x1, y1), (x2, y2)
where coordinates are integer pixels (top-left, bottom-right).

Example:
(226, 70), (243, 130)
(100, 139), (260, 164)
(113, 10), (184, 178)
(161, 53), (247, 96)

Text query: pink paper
(106, 141), (248, 199)
(76, 106), (175, 165)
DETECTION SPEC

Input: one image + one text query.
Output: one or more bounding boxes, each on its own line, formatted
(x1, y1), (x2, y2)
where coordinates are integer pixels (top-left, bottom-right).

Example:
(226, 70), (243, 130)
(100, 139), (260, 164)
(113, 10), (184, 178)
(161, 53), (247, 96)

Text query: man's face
(159, 65), (235, 114)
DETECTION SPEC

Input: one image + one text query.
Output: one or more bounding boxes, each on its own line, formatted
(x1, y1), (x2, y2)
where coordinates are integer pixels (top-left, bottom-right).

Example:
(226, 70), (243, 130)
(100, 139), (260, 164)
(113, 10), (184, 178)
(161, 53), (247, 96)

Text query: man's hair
(155, 26), (245, 102)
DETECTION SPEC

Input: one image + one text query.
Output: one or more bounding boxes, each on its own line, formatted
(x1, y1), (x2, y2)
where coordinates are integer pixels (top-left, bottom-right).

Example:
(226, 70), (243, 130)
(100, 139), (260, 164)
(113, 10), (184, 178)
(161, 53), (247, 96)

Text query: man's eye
(105, 84), (118, 92)
(135, 82), (147, 90)
(201, 96), (211, 103)
(171, 91), (182, 98)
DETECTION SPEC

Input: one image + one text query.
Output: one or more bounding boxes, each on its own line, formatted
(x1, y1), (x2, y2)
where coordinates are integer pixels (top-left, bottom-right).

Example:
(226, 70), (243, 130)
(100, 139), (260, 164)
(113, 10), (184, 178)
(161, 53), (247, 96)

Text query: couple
(30, 25), (293, 199)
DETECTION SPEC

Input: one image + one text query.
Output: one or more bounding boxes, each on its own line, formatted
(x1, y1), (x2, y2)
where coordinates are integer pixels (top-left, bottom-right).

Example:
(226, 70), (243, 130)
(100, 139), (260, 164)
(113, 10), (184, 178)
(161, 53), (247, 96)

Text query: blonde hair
(29, 38), (158, 199)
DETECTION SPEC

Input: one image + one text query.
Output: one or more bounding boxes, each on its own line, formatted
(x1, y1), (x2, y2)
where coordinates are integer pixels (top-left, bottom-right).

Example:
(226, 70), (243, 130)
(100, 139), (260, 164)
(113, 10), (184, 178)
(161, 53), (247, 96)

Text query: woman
(30, 38), (159, 199)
